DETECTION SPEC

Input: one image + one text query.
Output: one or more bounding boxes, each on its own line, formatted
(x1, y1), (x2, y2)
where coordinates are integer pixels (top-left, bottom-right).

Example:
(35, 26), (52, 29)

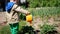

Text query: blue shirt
(5, 2), (15, 13)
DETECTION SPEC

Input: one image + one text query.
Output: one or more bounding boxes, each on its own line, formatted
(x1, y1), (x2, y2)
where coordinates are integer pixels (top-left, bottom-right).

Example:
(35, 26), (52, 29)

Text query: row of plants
(16, 7), (60, 23)
(28, 7), (60, 18)
(27, 0), (60, 8)
(18, 23), (58, 34)
(40, 24), (57, 34)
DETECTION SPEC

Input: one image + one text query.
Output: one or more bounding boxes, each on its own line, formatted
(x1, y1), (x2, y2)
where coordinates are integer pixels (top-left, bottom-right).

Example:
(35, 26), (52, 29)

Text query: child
(5, 0), (30, 34)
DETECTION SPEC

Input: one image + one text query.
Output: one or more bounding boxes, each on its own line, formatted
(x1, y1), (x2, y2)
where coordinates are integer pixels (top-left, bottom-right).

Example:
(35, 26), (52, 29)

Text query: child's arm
(13, 4), (30, 15)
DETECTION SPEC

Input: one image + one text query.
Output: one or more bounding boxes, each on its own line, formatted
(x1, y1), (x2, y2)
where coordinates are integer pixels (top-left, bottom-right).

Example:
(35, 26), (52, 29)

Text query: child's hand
(26, 12), (30, 16)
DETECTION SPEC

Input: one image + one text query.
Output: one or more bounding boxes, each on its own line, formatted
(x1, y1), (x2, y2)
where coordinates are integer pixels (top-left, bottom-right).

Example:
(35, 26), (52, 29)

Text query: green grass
(19, 21), (27, 30)
(0, 21), (27, 34)
(0, 25), (11, 34)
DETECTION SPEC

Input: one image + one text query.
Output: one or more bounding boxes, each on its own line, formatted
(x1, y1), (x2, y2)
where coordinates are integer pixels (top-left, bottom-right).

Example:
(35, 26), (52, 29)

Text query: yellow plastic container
(26, 15), (32, 22)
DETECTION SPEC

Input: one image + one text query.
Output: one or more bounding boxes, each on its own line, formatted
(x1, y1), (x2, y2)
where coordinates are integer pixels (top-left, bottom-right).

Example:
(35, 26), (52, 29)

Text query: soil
(32, 16), (60, 34)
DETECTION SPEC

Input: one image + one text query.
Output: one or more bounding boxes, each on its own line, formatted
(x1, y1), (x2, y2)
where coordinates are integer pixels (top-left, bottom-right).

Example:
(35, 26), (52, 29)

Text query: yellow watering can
(26, 14), (32, 26)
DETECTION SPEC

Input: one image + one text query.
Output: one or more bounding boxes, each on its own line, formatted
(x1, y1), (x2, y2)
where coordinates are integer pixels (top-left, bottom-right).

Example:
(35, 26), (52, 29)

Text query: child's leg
(9, 22), (19, 34)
